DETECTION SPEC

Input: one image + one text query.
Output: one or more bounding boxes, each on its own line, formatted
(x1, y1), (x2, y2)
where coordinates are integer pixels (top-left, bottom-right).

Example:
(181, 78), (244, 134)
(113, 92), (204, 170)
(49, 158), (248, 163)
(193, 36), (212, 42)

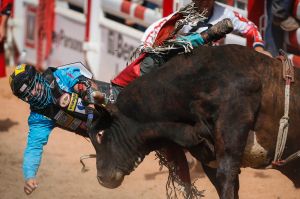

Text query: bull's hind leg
(215, 95), (259, 199)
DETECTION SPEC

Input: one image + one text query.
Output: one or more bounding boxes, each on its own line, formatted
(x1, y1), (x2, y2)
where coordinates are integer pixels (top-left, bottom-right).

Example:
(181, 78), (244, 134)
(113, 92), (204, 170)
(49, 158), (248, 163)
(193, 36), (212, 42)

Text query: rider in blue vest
(9, 63), (112, 195)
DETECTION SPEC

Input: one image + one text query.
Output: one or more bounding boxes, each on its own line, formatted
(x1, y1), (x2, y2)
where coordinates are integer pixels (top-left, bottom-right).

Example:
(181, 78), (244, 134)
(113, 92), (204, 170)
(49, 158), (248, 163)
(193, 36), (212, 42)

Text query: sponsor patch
(49, 80), (55, 88)
(15, 64), (26, 76)
(67, 93), (78, 112)
(54, 110), (73, 127)
(68, 118), (81, 130)
(75, 98), (86, 114)
(19, 84), (28, 92)
(59, 93), (71, 108)
(80, 122), (87, 130)
(54, 110), (64, 120)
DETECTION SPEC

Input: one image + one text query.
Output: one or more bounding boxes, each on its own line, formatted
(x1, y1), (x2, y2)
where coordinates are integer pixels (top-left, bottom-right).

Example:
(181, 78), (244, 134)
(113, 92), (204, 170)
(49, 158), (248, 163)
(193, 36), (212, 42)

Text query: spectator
(272, 0), (299, 31)
(265, 0), (299, 56)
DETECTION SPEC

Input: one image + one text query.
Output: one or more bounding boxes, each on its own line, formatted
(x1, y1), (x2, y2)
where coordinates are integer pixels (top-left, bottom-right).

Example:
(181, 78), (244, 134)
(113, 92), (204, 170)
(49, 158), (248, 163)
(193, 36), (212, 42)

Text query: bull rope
(155, 150), (204, 199)
(272, 50), (300, 167)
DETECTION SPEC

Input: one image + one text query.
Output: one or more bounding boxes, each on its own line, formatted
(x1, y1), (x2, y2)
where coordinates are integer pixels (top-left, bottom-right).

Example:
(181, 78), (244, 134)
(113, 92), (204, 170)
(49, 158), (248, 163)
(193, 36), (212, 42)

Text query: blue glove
(176, 33), (205, 48)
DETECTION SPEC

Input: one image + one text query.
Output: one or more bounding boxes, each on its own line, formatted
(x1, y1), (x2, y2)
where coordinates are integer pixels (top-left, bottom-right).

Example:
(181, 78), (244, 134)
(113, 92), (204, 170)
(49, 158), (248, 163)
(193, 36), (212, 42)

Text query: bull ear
(105, 103), (119, 115)
(94, 104), (113, 129)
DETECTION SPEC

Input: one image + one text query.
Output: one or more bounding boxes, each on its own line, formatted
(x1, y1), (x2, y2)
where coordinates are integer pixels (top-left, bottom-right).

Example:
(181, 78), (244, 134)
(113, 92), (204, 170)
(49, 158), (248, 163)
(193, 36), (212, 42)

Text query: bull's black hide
(90, 44), (300, 199)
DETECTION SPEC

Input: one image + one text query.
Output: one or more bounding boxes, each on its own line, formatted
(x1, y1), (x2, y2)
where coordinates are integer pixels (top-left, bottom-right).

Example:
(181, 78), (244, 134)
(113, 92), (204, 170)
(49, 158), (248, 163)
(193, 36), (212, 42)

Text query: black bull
(89, 44), (300, 199)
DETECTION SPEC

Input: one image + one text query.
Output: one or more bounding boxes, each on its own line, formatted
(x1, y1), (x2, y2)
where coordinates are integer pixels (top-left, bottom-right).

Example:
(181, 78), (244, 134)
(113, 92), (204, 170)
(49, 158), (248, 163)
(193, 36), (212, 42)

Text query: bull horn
(80, 154), (97, 173)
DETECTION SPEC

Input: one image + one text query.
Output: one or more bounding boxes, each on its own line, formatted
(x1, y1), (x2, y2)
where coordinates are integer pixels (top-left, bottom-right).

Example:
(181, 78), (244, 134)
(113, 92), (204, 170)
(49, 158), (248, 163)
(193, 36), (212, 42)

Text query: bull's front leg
(215, 95), (258, 199)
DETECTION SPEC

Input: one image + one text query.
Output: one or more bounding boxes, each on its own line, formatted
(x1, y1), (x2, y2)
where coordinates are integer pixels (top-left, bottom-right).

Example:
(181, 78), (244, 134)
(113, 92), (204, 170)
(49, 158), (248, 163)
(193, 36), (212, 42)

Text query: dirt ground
(0, 67), (299, 199)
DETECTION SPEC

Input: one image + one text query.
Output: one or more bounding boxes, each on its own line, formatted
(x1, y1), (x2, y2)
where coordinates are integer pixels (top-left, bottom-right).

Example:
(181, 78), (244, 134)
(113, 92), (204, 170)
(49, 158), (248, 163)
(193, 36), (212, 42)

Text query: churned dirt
(0, 67), (299, 199)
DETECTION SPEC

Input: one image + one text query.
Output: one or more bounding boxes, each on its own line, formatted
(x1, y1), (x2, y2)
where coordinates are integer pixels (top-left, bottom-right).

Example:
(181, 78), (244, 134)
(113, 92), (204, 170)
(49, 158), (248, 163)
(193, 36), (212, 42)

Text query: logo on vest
(68, 118), (81, 130)
(49, 80), (55, 89)
(68, 93), (78, 111)
(75, 98), (86, 114)
(54, 110), (73, 127)
(15, 64), (26, 76)
(59, 93), (71, 108)
(80, 122), (87, 130)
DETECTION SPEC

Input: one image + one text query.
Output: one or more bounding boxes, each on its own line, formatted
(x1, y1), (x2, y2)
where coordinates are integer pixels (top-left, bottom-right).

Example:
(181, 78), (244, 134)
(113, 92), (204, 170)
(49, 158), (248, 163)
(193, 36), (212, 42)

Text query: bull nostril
(97, 174), (115, 183)
(97, 175), (104, 184)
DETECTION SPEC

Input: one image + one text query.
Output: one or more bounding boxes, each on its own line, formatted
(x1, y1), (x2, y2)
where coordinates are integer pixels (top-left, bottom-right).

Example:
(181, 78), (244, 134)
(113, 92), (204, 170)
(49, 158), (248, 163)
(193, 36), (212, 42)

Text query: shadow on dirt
(0, 118), (18, 132)
(144, 161), (206, 181)
(144, 170), (169, 180)
(254, 171), (270, 179)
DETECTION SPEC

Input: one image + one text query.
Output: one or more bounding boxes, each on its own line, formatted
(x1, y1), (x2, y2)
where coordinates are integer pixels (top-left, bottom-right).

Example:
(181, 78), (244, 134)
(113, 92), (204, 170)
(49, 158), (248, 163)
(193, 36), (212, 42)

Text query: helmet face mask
(10, 64), (54, 109)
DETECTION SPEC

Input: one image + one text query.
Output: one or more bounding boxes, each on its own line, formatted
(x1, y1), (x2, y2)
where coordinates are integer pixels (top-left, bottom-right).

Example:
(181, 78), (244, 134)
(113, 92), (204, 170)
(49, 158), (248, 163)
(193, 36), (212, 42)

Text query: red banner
(37, 0), (54, 70)
(163, 0), (174, 17)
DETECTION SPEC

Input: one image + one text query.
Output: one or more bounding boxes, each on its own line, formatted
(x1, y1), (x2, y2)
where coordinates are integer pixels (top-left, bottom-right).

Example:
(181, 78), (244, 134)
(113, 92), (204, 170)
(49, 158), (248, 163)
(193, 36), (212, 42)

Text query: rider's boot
(200, 18), (234, 43)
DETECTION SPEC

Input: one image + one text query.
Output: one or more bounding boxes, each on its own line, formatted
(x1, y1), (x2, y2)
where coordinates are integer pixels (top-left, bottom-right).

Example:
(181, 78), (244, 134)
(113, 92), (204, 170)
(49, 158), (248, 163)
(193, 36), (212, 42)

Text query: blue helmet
(9, 64), (54, 109)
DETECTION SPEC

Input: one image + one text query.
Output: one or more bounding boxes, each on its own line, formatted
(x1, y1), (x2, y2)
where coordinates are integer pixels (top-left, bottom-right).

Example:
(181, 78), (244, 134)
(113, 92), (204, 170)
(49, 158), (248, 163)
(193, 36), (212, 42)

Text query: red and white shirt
(141, 2), (264, 48)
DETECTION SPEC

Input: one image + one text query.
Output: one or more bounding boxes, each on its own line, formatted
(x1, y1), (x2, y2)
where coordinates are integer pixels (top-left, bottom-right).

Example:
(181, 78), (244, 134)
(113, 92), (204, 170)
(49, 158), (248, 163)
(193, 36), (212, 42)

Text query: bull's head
(89, 104), (149, 189)
(89, 104), (201, 189)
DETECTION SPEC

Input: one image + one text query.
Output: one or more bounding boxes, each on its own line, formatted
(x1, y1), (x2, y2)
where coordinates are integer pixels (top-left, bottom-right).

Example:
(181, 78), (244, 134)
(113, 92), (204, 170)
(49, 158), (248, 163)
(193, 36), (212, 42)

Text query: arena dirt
(0, 67), (299, 199)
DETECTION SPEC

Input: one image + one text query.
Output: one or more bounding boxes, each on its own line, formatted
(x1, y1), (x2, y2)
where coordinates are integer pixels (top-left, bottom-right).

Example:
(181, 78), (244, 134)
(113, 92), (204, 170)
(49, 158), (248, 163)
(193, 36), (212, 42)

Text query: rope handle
(279, 49), (295, 82)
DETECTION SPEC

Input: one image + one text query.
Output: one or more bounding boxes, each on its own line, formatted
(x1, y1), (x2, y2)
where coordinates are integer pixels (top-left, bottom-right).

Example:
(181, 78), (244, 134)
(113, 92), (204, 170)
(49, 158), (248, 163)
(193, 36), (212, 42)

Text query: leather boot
(200, 18), (234, 43)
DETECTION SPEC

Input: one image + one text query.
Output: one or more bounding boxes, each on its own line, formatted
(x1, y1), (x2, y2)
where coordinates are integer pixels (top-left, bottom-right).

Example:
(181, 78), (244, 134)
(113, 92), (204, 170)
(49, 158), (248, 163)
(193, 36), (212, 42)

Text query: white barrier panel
(48, 6), (86, 66)
(218, 2), (247, 17)
(12, 0), (38, 58)
(97, 16), (143, 81)
(102, 0), (162, 27)
(24, 4), (37, 65)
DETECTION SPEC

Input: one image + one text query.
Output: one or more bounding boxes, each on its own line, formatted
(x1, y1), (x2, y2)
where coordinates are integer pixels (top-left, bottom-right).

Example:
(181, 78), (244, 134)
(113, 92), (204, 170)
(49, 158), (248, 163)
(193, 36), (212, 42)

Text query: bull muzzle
(97, 170), (125, 189)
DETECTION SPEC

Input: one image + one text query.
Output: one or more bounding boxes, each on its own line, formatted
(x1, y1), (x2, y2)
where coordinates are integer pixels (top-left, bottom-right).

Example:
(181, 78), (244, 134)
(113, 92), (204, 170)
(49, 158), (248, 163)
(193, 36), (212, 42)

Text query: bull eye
(96, 130), (104, 144)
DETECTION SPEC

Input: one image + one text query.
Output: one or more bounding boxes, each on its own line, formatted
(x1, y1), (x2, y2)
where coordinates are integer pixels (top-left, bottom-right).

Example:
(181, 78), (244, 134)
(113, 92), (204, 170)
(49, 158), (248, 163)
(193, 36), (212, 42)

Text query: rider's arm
(59, 67), (104, 104)
(54, 66), (105, 104)
(53, 66), (98, 97)
(23, 112), (54, 180)
(226, 9), (272, 57)
(227, 10), (264, 48)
